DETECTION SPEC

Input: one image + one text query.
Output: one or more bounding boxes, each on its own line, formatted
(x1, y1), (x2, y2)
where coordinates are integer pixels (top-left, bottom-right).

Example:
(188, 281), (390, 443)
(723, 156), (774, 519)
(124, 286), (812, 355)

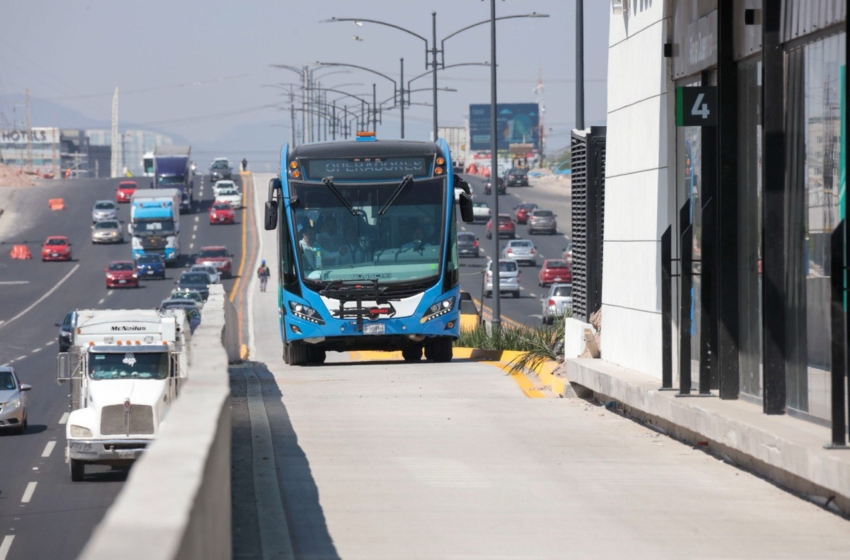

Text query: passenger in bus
(299, 226), (321, 269)
(316, 219), (343, 252)
(337, 225), (368, 265)
(401, 226), (431, 251)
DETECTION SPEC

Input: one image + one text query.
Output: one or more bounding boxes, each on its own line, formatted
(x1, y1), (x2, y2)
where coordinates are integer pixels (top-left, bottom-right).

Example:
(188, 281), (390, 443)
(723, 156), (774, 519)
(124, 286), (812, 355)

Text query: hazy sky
(0, 0), (609, 157)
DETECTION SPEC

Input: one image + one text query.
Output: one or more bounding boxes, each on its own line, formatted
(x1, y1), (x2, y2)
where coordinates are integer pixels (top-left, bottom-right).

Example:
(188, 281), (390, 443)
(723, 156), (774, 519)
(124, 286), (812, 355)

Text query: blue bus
(264, 132), (475, 366)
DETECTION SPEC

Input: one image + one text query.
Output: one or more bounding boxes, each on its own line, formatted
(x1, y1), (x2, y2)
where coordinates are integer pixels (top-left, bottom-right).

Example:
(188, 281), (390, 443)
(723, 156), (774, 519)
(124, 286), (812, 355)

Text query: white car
(212, 180), (238, 198)
(484, 259), (521, 299)
(215, 188), (243, 209)
(472, 201), (491, 222)
(189, 264), (221, 284)
(501, 239), (537, 266)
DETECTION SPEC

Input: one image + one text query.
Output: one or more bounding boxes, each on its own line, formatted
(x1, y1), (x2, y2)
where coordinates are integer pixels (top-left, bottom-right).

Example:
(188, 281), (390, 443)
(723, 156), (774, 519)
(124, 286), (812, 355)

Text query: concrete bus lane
(0, 175), (244, 560)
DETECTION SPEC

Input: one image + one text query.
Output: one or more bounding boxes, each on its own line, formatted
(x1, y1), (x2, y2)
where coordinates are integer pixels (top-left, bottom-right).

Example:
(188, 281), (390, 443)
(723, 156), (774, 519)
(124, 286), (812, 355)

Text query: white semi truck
(57, 308), (191, 481)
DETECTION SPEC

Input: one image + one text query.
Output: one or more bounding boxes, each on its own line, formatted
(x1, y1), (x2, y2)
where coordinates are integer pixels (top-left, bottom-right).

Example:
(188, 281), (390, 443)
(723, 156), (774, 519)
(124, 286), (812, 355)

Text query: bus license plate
(363, 323), (385, 335)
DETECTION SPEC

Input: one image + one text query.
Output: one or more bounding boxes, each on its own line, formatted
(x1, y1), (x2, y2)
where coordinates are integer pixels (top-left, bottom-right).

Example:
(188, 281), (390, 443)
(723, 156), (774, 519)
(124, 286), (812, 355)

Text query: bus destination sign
(304, 157), (430, 181)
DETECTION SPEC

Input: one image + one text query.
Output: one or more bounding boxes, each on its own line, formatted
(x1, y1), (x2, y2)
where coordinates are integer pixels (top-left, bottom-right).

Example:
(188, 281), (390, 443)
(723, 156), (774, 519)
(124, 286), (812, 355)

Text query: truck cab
(153, 146), (194, 213)
(129, 189), (181, 264)
(57, 309), (190, 481)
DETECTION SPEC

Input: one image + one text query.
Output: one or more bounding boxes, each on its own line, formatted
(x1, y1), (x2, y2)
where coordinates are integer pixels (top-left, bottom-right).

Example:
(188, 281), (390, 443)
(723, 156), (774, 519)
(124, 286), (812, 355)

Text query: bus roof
(289, 138), (443, 160)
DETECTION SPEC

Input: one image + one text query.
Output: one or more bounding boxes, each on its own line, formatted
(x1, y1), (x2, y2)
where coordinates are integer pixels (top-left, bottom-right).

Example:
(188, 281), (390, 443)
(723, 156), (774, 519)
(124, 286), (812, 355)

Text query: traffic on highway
(0, 162), (247, 559)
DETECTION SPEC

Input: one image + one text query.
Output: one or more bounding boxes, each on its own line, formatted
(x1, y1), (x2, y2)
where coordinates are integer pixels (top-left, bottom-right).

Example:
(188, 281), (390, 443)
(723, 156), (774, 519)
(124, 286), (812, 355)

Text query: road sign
(676, 86), (718, 127)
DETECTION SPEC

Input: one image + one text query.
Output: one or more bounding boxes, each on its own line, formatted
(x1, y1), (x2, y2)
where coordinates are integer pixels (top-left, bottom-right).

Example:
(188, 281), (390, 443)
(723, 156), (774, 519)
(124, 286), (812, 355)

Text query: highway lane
(0, 173), (245, 560)
(457, 173), (572, 327)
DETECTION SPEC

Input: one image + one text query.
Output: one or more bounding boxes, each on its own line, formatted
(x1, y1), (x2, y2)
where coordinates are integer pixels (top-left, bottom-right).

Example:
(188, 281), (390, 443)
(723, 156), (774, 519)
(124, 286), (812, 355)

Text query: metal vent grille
(570, 127), (606, 322)
(101, 404), (154, 435)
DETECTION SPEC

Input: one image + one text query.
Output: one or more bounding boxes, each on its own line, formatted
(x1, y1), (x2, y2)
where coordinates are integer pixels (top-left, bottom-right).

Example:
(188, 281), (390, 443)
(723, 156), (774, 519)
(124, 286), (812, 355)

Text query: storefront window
(737, 56), (763, 399)
(787, 31), (846, 421)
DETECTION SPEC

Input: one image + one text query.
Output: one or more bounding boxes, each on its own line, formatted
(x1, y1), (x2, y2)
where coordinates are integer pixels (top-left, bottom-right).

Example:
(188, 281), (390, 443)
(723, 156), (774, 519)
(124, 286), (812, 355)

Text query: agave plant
(506, 319), (566, 375)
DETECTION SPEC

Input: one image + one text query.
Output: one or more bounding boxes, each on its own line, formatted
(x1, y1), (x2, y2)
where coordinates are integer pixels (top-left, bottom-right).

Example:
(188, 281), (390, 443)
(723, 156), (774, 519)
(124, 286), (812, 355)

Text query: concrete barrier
(80, 284), (236, 560)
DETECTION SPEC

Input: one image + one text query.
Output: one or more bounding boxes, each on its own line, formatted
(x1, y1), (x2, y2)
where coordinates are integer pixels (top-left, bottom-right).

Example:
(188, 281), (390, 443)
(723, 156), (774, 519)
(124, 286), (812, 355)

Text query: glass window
(787, 31), (846, 421)
(198, 248), (227, 258)
(737, 56), (763, 399)
(90, 352), (169, 380)
(289, 178), (446, 285)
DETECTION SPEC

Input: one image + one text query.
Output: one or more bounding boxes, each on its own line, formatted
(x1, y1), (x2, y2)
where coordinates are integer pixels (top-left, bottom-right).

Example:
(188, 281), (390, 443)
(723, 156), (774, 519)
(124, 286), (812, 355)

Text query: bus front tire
(307, 347), (326, 365)
(289, 342), (309, 366)
(429, 338), (453, 363)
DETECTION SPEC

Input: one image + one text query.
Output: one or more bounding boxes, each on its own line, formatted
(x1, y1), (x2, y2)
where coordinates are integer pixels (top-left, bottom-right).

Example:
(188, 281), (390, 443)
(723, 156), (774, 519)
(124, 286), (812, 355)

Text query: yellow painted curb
(240, 344), (249, 360)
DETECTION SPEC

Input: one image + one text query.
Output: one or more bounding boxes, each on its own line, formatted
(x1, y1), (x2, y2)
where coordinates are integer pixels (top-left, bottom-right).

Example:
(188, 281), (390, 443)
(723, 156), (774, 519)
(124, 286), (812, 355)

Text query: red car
(195, 245), (233, 278)
(485, 214), (516, 240)
(209, 201), (235, 225)
(41, 236), (72, 261)
(514, 203), (538, 225)
(116, 180), (137, 203)
(538, 259), (572, 287)
(105, 260), (139, 289)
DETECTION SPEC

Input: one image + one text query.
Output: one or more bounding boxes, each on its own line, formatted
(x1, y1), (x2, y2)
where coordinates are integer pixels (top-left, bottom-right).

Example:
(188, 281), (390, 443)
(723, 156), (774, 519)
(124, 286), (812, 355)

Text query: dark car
(56, 311), (77, 352)
(135, 253), (166, 280)
(457, 232), (480, 258)
(505, 168), (529, 187)
(175, 272), (211, 300)
(210, 159), (232, 182)
(483, 177), (506, 196)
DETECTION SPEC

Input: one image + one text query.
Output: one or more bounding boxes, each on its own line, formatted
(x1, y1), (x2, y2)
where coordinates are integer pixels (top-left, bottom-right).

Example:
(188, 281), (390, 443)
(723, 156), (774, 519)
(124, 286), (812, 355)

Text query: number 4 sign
(676, 86), (718, 127)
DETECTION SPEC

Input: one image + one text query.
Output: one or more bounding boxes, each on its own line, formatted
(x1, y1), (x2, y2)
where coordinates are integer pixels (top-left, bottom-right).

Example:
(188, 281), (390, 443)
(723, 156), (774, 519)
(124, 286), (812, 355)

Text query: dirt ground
(0, 163), (36, 187)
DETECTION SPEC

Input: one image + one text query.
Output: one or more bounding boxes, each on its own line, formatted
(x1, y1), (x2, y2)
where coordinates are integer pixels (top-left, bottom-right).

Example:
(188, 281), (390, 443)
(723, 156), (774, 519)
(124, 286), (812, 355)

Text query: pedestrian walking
(242, 158), (248, 172)
(257, 259), (270, 292)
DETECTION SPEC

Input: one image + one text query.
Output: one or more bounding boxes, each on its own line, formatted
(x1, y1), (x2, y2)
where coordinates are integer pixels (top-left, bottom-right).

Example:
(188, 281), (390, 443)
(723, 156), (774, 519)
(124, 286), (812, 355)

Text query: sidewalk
(557, 357), (850, 514)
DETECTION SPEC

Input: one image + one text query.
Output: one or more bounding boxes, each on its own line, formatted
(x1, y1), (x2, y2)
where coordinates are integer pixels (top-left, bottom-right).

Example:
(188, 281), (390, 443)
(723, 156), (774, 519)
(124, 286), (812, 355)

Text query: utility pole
(290, 102), (296, 147)
(24, 89), (33, 174)
(489, 0), (501, 331)
(372, 83), (377, 132)
(302, 66), (309, 143)
(575, 0), (585, 130)
(431, 12), (439, 141)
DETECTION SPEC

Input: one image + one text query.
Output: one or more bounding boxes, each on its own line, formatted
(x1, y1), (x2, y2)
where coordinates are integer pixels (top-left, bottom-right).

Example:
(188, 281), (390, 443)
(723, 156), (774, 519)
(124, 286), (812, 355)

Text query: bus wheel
(289, 342), (309, 366)
(431, 338), (453, 363)
(307, 347), (326, 365)
(403, 346), (422, 362)
(282, 343), (291, 364)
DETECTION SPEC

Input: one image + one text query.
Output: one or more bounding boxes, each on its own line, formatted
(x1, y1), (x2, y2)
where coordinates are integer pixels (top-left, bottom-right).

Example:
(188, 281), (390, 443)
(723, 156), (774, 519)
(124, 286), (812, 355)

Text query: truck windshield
(158, 176), (184, 185)
(289, 177), (445, 285)
(135, 219), (175, 235)
(89, 352), (169, 380)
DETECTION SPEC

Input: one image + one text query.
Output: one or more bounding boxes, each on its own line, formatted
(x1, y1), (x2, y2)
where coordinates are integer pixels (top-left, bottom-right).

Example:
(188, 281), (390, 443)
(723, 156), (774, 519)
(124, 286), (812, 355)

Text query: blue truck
(129, 189), (181, 265)
(153, 146), (194, 213)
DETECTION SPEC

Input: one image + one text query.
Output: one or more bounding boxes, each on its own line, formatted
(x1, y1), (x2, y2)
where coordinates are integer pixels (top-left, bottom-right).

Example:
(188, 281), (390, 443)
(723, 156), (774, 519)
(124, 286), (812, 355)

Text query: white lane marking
(193, 224), (198, 231)
(107, 290), (114, 296)
(189, 243), (194, 249)
(0, 264), (80, 331)
(0, 535), (15, 560)
(59, 412), (70, 425)
(194, 216), (199, 223)
(530, 293), (537, 298)
(98, 298), (105, 305)
(41, 441), (57, 458)
(0, 363), (8, 367)
(0, 281), (29, 285)
(21, 482), (37, 503)
(192, 234), (196, 240)
(14, 355), (26, 361)
(30, 348), (41, 354)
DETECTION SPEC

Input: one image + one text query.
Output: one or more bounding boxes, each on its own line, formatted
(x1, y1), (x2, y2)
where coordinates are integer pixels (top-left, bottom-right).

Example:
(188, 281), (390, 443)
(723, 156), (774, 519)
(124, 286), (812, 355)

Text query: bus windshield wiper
(322, 177), (358, 216)
(378, 175), (414, 216)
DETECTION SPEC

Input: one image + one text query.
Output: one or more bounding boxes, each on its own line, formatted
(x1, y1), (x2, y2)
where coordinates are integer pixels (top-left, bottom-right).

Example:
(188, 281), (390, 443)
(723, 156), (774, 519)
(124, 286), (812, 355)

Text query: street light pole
(372, 83), (377, 132)
(400, 58), (405, 139)
(576, 0), (585, 130)
(431, 12), (439, 141)
(489, 0), (501, 331)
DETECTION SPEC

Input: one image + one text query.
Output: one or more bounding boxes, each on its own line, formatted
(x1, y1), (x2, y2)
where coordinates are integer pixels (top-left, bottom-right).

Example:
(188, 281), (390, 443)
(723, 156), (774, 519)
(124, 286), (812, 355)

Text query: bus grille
(100, 405), (154, 435)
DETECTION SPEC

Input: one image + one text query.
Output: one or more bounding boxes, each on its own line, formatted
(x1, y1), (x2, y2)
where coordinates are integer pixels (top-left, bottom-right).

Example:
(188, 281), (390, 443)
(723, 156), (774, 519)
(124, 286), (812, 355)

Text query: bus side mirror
(458, 193), (475, 224)
(264, 200), (278, 231)
(57, 352), (71, 384)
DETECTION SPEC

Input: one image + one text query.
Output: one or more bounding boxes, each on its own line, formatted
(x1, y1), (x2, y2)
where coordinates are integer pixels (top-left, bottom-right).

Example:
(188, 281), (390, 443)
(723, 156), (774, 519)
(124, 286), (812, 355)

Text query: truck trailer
(129, 188), (181, 264)
(57, 308), (191, 481)
(153, 146), (194, 213)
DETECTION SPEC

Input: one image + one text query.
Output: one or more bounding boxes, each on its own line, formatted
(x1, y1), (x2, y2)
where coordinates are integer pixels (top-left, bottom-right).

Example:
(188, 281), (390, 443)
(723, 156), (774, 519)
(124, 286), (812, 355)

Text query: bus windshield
(289, 177), (446, 285)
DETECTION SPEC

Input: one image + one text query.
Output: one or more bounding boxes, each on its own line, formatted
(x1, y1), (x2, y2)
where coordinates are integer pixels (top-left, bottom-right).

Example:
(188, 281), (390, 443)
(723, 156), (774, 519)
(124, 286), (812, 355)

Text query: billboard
(469, 103), (540, 151)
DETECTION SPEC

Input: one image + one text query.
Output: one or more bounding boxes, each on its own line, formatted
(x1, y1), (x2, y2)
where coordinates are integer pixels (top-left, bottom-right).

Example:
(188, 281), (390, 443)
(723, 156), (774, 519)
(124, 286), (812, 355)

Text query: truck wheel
(430, 338), (453, 363)
(403, 346), (422, 362)
(289, 342), (309, 366)
(70, 459), (85, 482)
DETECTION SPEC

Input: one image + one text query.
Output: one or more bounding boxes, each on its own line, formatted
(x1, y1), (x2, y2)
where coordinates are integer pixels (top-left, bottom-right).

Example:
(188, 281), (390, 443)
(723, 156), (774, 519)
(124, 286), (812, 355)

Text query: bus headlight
(421, 296), (455, 322)
(288, 301), (325, 325)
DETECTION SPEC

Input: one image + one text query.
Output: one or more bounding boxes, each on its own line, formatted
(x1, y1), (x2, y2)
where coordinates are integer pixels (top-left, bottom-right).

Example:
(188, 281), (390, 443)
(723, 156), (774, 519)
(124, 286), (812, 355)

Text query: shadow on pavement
(230, 362), (340, 560)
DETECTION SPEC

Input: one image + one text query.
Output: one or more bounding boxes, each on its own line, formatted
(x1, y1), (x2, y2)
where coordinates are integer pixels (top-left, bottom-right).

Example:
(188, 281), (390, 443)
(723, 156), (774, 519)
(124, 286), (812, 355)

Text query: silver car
(0, 367), (31, 434)
(91, 200), (118, 222)
(484, 259), (521, 299)
(91, 220), (124, 244)
(541, 283), (573, 325)
(189, 264), (221, 284)
(501, 239), (537, 266)
(528, 209), (557, 235)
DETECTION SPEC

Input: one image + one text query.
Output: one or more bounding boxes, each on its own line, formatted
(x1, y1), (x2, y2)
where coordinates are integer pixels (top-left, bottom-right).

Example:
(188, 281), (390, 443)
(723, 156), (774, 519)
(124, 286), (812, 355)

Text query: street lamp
(322, 12), (548, 140)
(406, 62), (489, 106)
(316, 60), (401, 137)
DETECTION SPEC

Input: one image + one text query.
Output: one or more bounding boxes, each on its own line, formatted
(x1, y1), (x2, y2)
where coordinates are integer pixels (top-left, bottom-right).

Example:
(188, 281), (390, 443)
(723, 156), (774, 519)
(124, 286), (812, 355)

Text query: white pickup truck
(57, 308), (191, 481)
